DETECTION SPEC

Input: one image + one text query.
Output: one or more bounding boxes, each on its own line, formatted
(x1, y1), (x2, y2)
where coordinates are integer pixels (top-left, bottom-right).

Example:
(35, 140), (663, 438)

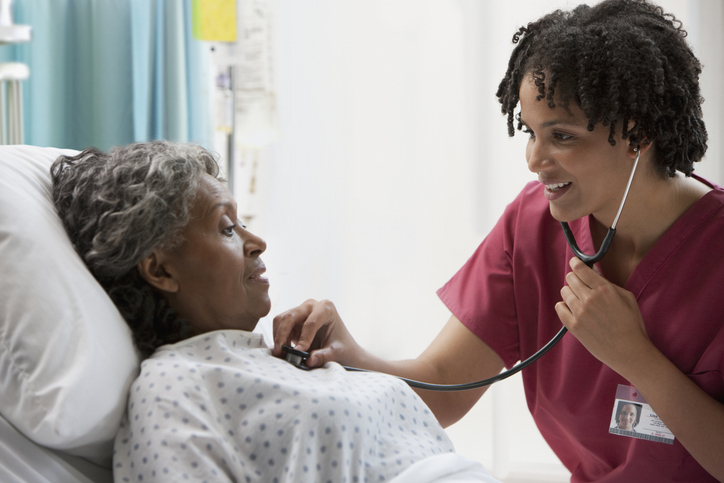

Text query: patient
(51, 141), (496, 483)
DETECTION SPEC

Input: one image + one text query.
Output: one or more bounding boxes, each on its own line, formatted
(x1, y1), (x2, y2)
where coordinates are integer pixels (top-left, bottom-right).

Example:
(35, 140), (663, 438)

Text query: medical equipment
(283, 149), (641, 391)
(560, 148), (641, 267)
(282, 344), (313, 370)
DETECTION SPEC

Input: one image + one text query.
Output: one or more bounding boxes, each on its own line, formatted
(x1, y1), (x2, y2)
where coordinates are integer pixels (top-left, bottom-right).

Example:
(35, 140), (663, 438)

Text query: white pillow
(0, 145), (140, 465)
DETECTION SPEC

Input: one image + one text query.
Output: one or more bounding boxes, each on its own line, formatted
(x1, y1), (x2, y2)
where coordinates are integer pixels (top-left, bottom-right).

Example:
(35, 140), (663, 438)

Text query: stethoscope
(283, 148), (641, 390)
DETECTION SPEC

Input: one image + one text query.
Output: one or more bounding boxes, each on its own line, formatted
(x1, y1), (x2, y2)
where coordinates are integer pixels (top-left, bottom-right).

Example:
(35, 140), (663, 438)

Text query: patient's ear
(137, 251), (179, 293)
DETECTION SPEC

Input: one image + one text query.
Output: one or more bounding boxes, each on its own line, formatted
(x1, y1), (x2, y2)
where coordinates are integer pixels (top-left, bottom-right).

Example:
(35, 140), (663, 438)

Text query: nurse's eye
(522, 127), (535, 139)
(222, 225), (236, 237)
(553, 132), (573, 141)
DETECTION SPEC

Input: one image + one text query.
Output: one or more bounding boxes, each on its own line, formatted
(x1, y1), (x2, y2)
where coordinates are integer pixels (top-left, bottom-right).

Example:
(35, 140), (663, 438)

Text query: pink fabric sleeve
(436, 191), (524, 369)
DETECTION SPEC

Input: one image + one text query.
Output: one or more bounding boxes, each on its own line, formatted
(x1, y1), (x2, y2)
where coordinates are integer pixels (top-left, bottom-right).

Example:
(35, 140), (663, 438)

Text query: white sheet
(391, 453), (501, 483)
(0, 414), (112, 483)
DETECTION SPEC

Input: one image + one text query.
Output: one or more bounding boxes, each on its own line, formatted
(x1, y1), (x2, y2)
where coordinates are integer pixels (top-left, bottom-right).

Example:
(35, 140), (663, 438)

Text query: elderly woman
(50, 141), (497, 483)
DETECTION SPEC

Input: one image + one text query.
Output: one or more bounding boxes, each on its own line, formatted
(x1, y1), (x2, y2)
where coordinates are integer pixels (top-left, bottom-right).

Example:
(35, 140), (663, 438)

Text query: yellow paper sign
(191, 0), (237, 42)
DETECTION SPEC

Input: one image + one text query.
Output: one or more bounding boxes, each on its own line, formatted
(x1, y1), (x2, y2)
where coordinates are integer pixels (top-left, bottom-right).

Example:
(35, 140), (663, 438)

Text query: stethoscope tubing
(560, 148), (640, 266)
(293, 149), (642, 391)
(343, 326), (568, 390)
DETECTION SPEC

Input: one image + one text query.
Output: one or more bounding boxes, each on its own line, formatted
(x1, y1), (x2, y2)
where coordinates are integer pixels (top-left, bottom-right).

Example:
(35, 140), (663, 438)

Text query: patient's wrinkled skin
(138, 174), (271, 335)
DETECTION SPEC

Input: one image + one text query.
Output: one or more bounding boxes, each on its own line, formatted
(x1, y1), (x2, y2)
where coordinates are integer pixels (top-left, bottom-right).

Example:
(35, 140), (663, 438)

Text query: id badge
(609, 384), (675, 444)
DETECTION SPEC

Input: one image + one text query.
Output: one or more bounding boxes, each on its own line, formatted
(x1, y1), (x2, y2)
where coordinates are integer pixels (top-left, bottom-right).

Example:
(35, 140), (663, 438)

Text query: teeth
(546, 182), (571, 191)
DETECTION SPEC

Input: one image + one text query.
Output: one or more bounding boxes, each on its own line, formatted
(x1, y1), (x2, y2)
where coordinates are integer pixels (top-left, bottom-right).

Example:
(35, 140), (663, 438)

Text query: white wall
(227, 1), (723, 480)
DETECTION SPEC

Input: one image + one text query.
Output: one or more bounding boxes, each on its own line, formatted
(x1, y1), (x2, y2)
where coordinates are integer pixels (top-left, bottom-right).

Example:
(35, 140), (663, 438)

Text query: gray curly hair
(51, 140), (223, 357)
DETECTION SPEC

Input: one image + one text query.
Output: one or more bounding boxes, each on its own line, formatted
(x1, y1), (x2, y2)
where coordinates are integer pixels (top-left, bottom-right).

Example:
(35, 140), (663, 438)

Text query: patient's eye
(222, 225), (236, 237)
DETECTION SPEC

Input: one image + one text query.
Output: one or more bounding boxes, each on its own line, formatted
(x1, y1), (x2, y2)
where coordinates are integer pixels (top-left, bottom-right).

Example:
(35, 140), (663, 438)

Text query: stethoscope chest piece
(282, 344), (312, 370)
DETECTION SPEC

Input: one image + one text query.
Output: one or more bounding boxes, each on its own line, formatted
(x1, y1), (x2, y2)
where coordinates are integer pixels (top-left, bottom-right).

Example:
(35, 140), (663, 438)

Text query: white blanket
(391, 453), (500, 482)
(114, 330), (482, 482)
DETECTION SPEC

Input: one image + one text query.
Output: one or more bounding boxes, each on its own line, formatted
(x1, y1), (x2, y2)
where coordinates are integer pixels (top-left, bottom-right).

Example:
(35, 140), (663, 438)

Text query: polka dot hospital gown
(113, 330), (456, 482)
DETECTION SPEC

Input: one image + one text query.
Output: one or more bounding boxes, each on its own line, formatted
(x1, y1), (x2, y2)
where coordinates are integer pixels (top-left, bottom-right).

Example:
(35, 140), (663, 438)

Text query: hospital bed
(0, 145), (141, 482)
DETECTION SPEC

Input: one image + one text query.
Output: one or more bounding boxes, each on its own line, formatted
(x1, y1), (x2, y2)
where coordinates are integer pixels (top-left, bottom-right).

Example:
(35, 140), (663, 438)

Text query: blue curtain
(0, 0), (211, 151)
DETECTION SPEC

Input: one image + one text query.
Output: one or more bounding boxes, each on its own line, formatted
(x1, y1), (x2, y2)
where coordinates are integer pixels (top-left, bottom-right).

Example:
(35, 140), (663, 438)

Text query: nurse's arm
(621, 345), (724, 482)
(559, 257), (724, 481)
(349, 315), (505, 428)
(409, 315), (506, 427)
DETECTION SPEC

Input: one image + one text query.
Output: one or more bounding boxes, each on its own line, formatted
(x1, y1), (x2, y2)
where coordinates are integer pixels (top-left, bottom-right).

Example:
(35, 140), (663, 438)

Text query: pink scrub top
(438, 178), (724, 482)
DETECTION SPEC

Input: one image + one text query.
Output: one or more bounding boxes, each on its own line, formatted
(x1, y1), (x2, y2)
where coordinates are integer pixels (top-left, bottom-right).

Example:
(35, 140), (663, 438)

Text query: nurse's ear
(137, 251), (179, 294)
(623, 118), (653, 159)
(628, 141), (653, 159)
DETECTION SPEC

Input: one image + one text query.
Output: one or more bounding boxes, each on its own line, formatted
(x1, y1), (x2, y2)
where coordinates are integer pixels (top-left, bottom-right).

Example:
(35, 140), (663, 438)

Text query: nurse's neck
(591, 166), (710, 285)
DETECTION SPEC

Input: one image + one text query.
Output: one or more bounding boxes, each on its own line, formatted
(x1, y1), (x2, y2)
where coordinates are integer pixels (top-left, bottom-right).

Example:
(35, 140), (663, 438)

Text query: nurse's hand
(272, 299), (362, 368)
(555, 257), (652, 375)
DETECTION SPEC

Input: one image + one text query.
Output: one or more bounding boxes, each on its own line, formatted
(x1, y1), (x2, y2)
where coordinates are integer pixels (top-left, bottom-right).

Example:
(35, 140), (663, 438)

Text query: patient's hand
(272, 299), (361, 368)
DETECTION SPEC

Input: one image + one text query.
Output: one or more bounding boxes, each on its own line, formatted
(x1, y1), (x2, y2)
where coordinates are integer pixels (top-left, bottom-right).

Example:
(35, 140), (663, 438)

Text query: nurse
(273, 0), (724, 481)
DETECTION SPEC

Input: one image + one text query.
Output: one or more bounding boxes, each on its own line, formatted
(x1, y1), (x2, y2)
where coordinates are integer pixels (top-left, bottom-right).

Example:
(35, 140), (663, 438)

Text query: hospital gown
(113, 330), (457, 483)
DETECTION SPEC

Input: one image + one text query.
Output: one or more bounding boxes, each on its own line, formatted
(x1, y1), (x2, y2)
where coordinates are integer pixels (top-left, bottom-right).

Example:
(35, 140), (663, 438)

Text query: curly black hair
(51, 141), (223, 358)
(496, 0), (707, 177)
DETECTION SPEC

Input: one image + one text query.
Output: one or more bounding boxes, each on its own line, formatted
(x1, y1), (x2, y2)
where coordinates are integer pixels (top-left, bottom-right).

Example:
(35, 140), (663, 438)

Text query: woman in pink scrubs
(273, 0), (724, 481)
